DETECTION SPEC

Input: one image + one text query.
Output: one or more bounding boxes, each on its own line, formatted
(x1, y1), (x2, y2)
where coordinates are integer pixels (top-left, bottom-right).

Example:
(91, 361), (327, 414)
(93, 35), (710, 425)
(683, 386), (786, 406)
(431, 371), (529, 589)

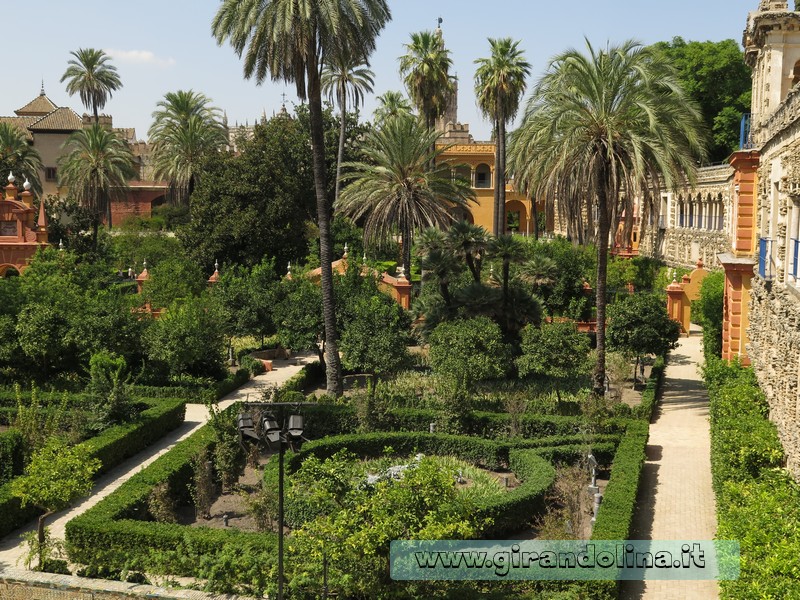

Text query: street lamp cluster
(237, 402), (312, 600)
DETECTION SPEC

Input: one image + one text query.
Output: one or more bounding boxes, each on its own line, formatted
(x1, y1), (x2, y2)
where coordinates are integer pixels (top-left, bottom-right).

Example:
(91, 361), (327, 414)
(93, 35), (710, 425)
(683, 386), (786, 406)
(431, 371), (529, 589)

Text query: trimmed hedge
(280, 361), (325, 394)
(0, 396), (186, 540)
(0, 429), (24, 484)
(66, 414), (278, 587)
(591, 420), (649, 540)
(0, 482), (41, 539)
(288, 432), (509, 471)
(633, 356), (666, 420)
(479, 450), (555, 537)
(704, 358), (800, 598)
(214, 368), (251, 400)
(80, 396), (186, 476)
(289, 431), (622, 538)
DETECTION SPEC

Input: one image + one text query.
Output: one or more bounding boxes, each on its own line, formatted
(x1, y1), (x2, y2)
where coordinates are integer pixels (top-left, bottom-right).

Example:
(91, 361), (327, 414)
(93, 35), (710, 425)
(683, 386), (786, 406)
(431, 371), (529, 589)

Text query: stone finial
(343, 242), (348, 259)
(23, 178), (31, 191)
(287, 261), (292, 276)
(696, 258), (704, 270)
(128, 267), (134, 278)
(37, 197), (48, 230)
(7, 172), (15, 184)
(397, 265), (407, 280)
(208, 259), (220, 284)
(667, 277), (683, 292)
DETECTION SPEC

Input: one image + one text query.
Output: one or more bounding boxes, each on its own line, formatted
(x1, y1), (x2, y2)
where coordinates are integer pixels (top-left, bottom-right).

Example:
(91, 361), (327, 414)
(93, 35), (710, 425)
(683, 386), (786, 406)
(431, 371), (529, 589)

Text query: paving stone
(620, 327), (719, 600)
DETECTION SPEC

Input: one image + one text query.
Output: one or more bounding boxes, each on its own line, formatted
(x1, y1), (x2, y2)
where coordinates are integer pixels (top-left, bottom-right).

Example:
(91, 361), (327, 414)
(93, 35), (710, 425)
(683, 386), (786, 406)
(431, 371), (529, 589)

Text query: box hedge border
(65, 355), (665, 594)
(0, 396), (186, 540)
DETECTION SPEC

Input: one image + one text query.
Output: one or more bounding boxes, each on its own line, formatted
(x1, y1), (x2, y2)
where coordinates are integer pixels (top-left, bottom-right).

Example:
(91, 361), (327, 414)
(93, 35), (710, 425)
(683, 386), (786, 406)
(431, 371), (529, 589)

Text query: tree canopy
(60, 48), (122, 123)
(651, 37), (751, 162)
(509, 40), (706, 395)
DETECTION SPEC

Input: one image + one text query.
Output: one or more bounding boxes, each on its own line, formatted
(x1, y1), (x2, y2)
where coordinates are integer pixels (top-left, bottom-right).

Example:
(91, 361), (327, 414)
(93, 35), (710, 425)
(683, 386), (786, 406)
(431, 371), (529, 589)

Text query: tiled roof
(14, 93), (58, 117)
(28, 108), (83, 132)
(0, 116), (35, 140)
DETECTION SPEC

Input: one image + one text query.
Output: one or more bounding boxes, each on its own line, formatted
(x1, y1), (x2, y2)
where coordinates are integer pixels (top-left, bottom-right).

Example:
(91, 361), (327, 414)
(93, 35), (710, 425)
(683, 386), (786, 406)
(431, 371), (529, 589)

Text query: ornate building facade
(1, 88), (166, 227)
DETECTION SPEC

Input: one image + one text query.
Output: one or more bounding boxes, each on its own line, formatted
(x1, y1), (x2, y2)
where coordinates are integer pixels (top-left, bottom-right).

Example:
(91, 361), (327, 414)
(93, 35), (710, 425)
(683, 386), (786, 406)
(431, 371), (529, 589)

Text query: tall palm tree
(60, 48), (122, 123)
(148, 90), (227, 206)
(57, 123), (136, 245)
(474, 38), (531, 236)
(508, 40), (706, 395)
(212, 0), (391, 398)
(322, 48), (374, 204)
(373, 90), (413, 125)
(335, 115), (475, 276)
(0, 123), (43, 196)
(399, 30), (453, 131)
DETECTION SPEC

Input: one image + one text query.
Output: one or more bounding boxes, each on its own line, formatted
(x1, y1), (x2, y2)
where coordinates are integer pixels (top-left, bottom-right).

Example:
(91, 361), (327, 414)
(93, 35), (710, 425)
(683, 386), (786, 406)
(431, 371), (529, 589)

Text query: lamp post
(237, 402), (314, 600)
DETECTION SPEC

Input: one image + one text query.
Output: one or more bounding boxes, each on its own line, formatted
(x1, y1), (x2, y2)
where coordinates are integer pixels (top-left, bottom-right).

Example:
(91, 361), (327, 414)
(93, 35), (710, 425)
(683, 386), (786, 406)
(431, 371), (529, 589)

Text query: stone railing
(753, 84), (800, 147)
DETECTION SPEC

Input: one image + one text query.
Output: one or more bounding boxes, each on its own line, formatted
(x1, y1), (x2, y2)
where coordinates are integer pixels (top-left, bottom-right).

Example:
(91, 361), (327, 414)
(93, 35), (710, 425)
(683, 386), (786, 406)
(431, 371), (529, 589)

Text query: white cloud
(104, 49), (176, 68)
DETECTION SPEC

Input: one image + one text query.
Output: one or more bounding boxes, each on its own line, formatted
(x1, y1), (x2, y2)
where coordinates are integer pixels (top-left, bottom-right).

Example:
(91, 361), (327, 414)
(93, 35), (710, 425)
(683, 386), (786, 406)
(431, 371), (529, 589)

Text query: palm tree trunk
(465, 253), (479, 282)
(334, 90), (347, 205)
(531, 196), (539, 240)
(498, 115), (507, 235)
(307, 59), (343, 397)
(493, 120), (501, 236)
(594, 172), (611, 397)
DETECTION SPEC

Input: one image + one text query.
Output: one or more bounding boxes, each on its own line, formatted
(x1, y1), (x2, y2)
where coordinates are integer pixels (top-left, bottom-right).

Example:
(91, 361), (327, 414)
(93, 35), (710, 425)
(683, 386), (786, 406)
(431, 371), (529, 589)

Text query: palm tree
(508, 40), (706, 395)
(0, 123), (43, 196)
(335, 115), (475, 276)
(57, 123), (136, 245)
(399, 30), (453, 131)
(212, 0), (391, 398)
(373, 91), (413, 124)
(322, 48), (374, 204)
(447, 220), (488, 282)
(60, 48), (122, 123)
(474, 38), (531, 236)
(487, 234), (526, 310)
(148, 90), (227, 206)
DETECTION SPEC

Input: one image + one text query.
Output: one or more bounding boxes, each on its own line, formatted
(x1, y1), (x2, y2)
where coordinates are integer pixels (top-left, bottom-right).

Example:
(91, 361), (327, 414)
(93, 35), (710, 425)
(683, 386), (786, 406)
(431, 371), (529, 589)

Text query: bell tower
(745, 0), (800, 131)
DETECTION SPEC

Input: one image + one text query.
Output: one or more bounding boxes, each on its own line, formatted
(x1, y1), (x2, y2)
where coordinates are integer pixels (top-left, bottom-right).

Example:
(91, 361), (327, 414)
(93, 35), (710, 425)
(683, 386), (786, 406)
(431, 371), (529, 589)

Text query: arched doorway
(505, 199), (528, 235)
(0, 264), (20, 277)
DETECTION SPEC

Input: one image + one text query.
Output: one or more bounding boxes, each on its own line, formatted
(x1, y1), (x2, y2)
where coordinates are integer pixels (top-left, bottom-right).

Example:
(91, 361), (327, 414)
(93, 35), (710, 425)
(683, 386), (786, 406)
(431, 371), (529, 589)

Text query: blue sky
(5, 0), (758, 142)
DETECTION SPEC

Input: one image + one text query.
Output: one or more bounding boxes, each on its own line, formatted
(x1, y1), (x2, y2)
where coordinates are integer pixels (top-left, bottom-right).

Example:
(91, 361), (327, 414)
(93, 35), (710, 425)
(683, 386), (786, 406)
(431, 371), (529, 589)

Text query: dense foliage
(696, 271), (725, 360)
(703, 358), (800, 598)
(651, 37), (751, 162)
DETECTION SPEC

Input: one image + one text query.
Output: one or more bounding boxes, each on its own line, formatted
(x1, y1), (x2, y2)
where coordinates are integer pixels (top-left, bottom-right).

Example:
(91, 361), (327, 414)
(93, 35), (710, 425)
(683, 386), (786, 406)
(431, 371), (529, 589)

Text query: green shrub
(214, 369), (250, 400)
(0, 429), (24, 484)
(238, 355), (265, 377)
(703, 358), (800, 598)
(697, 271), (724, 361)
(0, 396), (185, 539)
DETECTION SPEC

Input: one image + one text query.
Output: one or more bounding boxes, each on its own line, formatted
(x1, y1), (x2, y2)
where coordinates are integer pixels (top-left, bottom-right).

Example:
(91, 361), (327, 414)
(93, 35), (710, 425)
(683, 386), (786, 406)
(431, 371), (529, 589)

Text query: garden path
(0, 354), (316, 573)
(621, 325), (718, 600)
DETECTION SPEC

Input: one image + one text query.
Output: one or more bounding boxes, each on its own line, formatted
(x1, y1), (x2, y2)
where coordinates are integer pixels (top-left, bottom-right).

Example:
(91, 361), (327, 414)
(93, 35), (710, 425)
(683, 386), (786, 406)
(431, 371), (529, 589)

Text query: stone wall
(747, 276), (800, 479)
(0, 568), (248, 600)
(643, 228), (729, 269)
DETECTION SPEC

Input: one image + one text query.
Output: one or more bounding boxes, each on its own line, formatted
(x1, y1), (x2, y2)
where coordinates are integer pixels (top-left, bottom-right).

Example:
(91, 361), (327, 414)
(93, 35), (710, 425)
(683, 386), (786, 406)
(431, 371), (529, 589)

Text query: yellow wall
(437, 142), (537, 234)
